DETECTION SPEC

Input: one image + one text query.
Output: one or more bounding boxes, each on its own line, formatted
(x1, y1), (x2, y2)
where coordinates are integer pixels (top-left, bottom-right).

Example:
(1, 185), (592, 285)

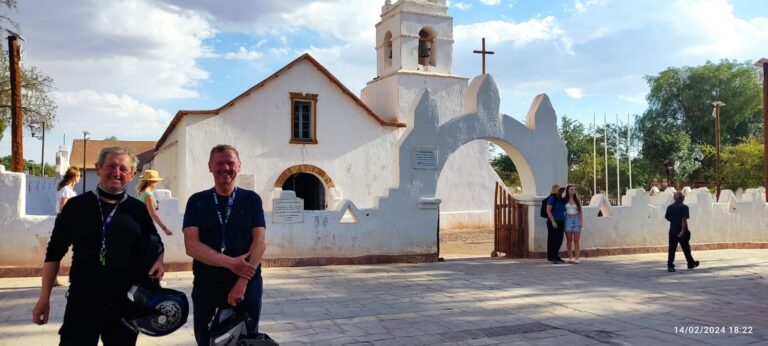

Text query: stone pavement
(0, 249), (766, 345)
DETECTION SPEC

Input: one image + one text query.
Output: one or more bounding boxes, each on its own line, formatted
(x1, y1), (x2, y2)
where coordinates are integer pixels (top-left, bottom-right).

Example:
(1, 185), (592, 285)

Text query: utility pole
(712, 101), (725, 202)
(8, 32), (24, 172)
(756, 58), (768, 202)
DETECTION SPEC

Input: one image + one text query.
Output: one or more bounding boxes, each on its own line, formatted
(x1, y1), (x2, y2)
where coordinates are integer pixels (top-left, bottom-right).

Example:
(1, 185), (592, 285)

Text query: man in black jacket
(32, 147), (165, 346)
(664, 192), (699, 272)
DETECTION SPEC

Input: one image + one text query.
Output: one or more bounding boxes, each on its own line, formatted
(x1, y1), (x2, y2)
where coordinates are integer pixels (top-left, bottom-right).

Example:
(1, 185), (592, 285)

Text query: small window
(289, 93), (318, 144)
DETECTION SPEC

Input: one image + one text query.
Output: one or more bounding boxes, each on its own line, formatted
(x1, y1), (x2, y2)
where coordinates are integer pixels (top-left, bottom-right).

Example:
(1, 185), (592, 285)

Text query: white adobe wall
(177, 60), (400, 211)
(25, 175), (57, 215)
(530, 188), (768, 253)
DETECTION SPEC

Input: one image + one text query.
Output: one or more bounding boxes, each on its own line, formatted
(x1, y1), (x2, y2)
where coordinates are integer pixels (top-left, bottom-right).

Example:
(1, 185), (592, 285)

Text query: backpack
(540, 194), (553, 218)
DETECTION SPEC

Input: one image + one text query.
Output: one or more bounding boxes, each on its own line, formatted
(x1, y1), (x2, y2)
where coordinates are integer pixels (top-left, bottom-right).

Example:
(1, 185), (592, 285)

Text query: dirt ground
(439, 226), (495, 259)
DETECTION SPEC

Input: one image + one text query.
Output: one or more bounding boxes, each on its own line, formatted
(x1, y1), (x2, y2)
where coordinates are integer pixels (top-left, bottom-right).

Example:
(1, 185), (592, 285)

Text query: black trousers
(668, 231), (695, 268)
(546, 219), (564, 261)
(192, 268), (263, 346)
(59, 288), (138, 346)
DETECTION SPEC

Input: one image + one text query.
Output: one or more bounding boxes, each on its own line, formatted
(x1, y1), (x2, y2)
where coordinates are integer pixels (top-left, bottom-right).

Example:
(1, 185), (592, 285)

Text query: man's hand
(678, 231), (685, 239)
(227, 280), (247, 306)
(32, 299), (50, 325)
(552, 221), (559, 229)
(149, 256), (165, 280)
(228, 254), (256, 280)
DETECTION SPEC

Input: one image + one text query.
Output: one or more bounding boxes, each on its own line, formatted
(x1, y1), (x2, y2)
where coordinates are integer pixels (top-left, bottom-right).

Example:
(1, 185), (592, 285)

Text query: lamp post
(712, 100), (725, 202)
(82, 131), (90, 193)
(28, 121), (45, 176)
(755, 58), (768, 202)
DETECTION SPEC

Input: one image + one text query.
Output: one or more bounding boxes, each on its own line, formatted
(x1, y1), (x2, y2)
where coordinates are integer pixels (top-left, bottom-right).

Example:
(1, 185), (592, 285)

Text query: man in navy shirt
(183, 144), (267, 345)
(664, 192), (699, 272)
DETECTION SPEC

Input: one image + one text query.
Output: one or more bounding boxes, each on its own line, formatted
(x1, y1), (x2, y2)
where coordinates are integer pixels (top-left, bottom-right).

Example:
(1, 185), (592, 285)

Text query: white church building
(151, 0), (505, 228)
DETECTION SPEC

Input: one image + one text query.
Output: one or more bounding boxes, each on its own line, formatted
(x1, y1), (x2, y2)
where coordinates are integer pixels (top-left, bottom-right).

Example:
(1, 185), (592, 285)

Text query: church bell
(418, 45), (430, 58)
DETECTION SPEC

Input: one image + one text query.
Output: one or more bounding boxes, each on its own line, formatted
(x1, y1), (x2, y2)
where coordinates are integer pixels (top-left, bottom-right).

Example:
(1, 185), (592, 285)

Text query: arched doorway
(282, 173), (326, 210)
(418, 28), (435, 66)
(274, 164), (336, 211)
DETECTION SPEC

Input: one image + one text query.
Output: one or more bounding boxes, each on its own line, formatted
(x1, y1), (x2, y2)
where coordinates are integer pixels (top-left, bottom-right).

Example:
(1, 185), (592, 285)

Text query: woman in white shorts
(563, 185), (583, 263)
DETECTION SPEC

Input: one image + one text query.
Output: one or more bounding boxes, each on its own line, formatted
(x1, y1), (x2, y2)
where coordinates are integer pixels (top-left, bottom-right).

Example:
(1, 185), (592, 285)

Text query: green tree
(707, 137), (764, 190)
(0, 0), (58, 141)
(636, 59), (762, 185)
(0, 155), (55, 177)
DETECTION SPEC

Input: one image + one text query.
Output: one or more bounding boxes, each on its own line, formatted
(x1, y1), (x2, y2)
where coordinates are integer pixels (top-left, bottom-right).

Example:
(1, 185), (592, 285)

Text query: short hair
(209, 144), (240, 163)
(96, 147), (138, 172)
(674, 191), (685, 202)
(550, 184), (561, 194)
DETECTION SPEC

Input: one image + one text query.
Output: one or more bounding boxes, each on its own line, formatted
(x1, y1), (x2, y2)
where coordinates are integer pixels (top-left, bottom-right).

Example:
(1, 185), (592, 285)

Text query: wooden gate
(493, 182), (529, 258)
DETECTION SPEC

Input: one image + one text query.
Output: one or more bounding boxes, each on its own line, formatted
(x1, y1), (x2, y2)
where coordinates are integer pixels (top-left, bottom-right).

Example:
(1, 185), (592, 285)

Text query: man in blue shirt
(545, 185), (566, 264)
(664, 192), (699, 272)
(183, 144), (267, 345)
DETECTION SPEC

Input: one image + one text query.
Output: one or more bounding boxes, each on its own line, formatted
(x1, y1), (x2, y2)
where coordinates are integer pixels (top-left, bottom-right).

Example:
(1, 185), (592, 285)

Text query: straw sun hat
(139, 169), (163, 182)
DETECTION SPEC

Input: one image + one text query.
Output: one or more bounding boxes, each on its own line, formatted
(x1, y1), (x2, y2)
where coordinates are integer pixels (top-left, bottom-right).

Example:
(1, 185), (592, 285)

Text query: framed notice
(412, 146), (438, 169)
(272, 198), (304, 224)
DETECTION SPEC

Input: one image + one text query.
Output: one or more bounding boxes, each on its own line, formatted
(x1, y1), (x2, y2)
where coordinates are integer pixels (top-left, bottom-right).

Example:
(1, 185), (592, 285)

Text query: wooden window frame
(289, 92), (318, 144)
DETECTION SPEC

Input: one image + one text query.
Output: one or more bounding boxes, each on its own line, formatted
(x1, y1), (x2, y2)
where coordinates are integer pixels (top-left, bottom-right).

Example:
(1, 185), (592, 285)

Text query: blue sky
(2, 0), (767, 165)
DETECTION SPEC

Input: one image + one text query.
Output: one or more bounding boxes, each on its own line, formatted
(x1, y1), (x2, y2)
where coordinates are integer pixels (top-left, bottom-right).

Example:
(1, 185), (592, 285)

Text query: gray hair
(673, 191), (685, 203)
(209, 144), (240, 163)
(96, 147), (138, 172)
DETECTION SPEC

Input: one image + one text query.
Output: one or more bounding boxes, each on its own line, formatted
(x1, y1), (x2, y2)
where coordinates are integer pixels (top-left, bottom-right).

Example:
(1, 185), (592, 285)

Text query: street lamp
(755, 58), (768, 202)
(712, 100), (725, 202)
(82, 130), (90, 193)
(28, 120), (45, 176)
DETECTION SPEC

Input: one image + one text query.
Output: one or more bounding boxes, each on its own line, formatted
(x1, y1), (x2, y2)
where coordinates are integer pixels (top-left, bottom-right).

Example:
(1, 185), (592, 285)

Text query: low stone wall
(530, 188), (768, 255)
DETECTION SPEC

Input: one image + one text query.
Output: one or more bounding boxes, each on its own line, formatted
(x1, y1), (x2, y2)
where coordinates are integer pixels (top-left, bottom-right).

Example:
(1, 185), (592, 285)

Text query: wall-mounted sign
(412, 146), (438, 169)
(272, 198), (304, 223)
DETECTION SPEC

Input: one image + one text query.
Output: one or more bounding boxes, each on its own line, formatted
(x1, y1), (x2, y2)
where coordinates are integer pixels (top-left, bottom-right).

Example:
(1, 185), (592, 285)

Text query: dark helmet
(122, 284), (189, 337)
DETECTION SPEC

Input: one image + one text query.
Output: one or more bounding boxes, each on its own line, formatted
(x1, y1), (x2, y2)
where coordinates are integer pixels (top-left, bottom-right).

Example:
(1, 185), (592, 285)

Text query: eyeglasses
(101, 164), (134, 175)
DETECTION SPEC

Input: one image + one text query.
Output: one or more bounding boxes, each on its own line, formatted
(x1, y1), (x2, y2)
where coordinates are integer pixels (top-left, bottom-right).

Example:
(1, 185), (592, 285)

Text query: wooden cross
(473, 37), (494, 75)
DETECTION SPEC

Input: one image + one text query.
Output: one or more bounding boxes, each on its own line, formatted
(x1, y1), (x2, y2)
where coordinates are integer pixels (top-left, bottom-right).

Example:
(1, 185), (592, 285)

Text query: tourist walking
(33, 147), (165, 345)
(183, 144), (267, 345)
(56, 167), (80, 214)
(136, 169), (173, 236)
(664, 191), (699, 272)
(545, 185), (566, 264)
(563, 185), (583, 263)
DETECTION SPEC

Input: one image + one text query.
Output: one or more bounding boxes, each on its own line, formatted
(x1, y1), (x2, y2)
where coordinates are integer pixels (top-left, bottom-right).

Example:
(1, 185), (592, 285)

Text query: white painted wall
(25, 175), (57, 215)
(167, 60), (401, 211)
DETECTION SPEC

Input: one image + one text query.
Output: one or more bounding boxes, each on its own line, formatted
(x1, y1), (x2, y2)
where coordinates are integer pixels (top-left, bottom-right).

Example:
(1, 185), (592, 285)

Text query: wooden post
(762, 61), (768, 202)
(8, 35), (23, 172)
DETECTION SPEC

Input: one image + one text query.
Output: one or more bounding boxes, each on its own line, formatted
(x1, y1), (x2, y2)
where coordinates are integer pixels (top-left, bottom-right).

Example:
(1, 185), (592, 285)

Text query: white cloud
(479, 0), (501, 5)
(221, 47), (263, 61)
(564, 88), (584, 98)
(18, 0), (214, 100)
(53, 90), (173, 139)
(453, 2), (473, 10)
(455, 17), (565, 47)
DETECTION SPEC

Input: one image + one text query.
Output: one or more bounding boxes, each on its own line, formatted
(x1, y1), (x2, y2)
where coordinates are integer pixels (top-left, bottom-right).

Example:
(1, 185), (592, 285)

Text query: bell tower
(375, 0), (453, 77)
(362, 0), (466, 126)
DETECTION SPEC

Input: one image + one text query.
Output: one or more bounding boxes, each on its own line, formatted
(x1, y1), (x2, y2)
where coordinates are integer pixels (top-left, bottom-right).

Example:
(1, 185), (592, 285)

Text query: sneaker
(548, 259), (558, 264)
(688, 261), (700, 270)
(572, 259), (580, 264)
(556, 258), (567, 263)
(567, 258), (574, 263)
(667, 266), (676, 272)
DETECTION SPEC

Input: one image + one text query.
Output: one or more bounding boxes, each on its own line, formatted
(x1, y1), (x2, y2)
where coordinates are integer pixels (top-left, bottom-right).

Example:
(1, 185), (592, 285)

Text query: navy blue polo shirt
(664, 201), (689, 234)
(547, 194), (566, 222)
(183, 188), (266, 286)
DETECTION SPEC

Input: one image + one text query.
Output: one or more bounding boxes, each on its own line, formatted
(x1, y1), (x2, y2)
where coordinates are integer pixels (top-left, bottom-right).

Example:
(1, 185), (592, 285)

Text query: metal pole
(715, 103), (721, 202)
(627, 114), (632, 190)
(762, 61), (768, 202)
(82, 132), (88, 193)
(604, 113), (608, 198)
(616, 114), (620, 205)
(593, 113), (597, 196)
(9, 35), (23, 172)
(40, 121), (45, 176)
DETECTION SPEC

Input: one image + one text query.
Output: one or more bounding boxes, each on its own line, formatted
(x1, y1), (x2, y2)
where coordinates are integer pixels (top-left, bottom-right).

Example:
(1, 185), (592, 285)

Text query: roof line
(155, 53), (405, 151)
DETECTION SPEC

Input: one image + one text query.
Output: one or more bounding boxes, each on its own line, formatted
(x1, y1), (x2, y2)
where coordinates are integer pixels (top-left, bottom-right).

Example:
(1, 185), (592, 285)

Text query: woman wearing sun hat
(136, 169), (173, 235)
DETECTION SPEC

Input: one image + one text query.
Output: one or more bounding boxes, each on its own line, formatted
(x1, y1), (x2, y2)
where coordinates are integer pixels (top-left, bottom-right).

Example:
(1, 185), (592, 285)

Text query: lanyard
(213, 188), (237, 253)
(95, 188), (128, 266)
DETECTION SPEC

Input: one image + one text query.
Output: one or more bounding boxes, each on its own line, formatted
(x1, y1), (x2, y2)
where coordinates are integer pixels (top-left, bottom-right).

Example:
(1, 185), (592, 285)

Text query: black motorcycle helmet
(122, 283), (189, 337)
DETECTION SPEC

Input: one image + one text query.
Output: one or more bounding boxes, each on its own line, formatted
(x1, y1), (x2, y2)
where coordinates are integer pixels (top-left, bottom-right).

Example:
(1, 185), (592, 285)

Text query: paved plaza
(0, 249), (766, 345)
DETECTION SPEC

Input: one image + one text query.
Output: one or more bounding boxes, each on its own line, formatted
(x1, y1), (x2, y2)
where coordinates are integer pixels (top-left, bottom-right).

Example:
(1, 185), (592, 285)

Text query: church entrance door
(282, 173), (326, 210)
